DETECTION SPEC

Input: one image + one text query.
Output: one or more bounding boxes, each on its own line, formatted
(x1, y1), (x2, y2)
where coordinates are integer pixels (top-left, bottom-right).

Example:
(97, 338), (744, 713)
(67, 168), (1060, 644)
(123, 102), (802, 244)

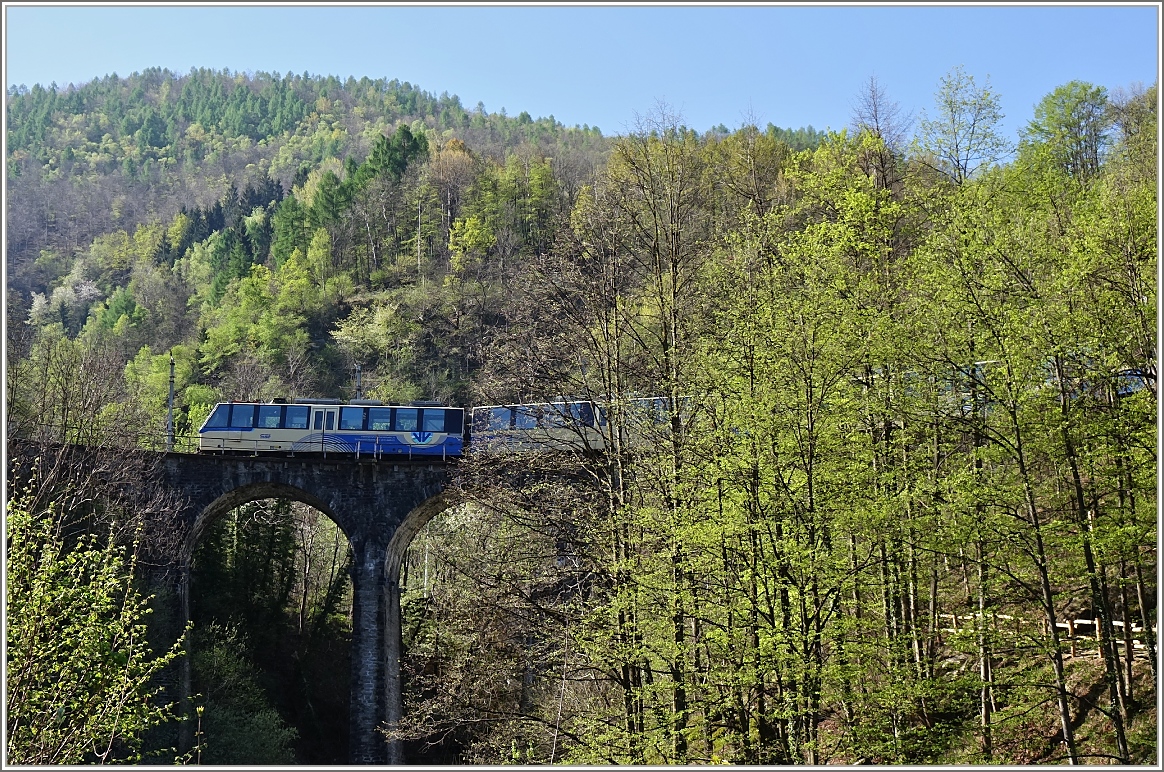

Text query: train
(199, 364), (1150, 459)
(197, 398), (465, 459)
(196, 396), (686, 458)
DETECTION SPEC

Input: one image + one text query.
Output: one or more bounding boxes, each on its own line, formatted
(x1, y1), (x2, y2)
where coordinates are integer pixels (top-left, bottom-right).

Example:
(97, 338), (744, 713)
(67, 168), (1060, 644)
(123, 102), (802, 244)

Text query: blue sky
(3, 4), (1159, 142)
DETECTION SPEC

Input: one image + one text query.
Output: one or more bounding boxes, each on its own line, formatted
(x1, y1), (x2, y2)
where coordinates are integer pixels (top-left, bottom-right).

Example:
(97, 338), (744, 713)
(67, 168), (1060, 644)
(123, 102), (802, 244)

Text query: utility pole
(355, 363), (363, 400)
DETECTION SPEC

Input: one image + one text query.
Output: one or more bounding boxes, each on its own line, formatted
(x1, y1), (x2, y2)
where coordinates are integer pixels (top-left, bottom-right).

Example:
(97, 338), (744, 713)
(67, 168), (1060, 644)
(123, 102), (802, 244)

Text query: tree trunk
(977, 539), (992, 761)
(1134, 559), (1157, 690)
(671, 546), (688, 762)
(1055, 357), (1129, 761)
(1011, 412), (1078, 764)
(1119, 561), (1135, 706)
(177, 564), (193, 756)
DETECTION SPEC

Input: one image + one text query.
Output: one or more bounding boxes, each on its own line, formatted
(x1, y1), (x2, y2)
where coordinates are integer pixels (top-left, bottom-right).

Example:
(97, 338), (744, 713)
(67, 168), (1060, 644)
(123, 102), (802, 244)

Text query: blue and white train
(196, 396), (687, 458)
(198, 399), (464, 459)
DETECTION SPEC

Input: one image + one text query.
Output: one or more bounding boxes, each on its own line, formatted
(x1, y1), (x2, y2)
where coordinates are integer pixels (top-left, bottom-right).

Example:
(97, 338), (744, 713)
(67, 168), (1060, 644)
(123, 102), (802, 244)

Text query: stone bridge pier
(160, 452), (454, 764)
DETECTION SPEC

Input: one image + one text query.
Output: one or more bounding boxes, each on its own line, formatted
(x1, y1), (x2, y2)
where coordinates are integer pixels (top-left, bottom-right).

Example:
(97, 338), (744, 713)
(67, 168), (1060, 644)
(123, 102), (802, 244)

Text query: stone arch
(385, 490), (455, 582)
(181, 481), (347, 566)
(176, 481), (357, 761)
(381, 490), (457, 764)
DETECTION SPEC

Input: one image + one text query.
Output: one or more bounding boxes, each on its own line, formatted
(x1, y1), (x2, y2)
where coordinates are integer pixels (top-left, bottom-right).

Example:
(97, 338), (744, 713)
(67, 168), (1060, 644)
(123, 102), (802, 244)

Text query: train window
(395, 408), (418, 432)
(444, 409), (464, 434)
(368, 408), (392, 430)
(515, 407), (538, 429)
(258, 405), (282, 428)
(421, 410), (444, 432)
(470, 409), (494, 433)
(314, 411), (324, 430)
(487, 407), (511, 430)
(571, 401), (596, 427)
(650, 398), (667, 423)
(1117, 370), (1148, 397)
(205, 404), (229, 428)
(629, 398), (667, 424)
(340, 407), (365, 430)
(285, 406), (309, 429)
(541, 405), (569, 428)
(230, 404), (256, 428)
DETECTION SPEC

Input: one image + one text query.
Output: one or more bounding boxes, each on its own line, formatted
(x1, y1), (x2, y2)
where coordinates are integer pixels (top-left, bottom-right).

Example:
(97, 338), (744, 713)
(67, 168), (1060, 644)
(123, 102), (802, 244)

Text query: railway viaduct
(164, 452), (456, 765)
(10, 443), (457, 765)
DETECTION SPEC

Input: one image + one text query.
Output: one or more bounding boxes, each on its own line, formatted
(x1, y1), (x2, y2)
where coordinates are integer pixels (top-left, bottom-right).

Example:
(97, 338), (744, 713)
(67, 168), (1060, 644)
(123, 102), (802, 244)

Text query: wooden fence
(938, 612), (1156, 659)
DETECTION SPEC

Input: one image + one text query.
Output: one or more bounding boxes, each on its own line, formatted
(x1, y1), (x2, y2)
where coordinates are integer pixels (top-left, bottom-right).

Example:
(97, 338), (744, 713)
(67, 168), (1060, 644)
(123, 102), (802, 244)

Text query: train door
(312, 406), (337, 440)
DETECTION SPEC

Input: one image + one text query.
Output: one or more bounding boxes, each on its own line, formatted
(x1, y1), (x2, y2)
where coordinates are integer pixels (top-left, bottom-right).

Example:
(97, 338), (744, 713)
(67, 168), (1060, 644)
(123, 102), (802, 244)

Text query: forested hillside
(5, 67), (1156, 765)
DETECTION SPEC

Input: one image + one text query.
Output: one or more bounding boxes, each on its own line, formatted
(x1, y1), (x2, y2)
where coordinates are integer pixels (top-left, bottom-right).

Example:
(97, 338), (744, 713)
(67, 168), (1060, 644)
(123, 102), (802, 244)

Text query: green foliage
(270, 194), (311, 268)
(199, 260), (313, 376)
(1021, 80), (1110, 183)
(916, 65), (1011, 184)
(192, 502), (298, 652)
(187, 502), (354, 764)
(123, 344), (199, 416)
(447, 214), (495, 276)
(6, 66), (1157, 765)
(8, 66), (613, 408)
(411, 97), (1155, 765)
(306, 227), (333, 284)
(330, 302), (410, 365)
(765, 122), (827, 152)
(365, 123), (429, 181)
(189, 623), (298, 765)
(92, 285), (146, 331)
(5, 493), (185, 764)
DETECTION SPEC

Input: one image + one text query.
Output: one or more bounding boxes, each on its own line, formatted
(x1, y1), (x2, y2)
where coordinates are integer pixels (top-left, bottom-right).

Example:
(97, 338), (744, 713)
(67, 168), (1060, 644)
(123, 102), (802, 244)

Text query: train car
(198, 399), (464, 459)
(1116, 367), (1154, 398)
(470, 400), (607, 453)
(468, 396), (690, 454)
